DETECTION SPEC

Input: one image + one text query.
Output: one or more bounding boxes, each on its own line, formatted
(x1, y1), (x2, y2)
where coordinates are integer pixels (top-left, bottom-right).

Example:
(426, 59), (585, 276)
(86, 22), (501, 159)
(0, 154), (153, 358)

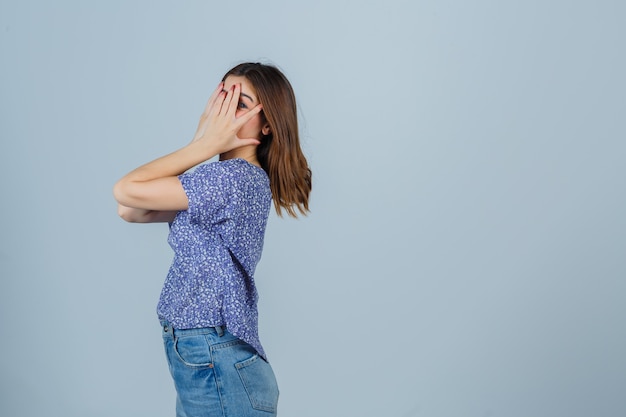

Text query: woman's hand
(191, 82), (263, 154)
(191, 82), (224, 143)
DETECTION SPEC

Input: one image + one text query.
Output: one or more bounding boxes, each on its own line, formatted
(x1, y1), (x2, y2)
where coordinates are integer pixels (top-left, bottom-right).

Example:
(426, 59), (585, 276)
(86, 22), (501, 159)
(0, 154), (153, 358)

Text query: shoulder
(183, 160), (236, 186)
(219, 159), (269, 184)
(192, 159), (259, 176)
(184, 159), (268, 192)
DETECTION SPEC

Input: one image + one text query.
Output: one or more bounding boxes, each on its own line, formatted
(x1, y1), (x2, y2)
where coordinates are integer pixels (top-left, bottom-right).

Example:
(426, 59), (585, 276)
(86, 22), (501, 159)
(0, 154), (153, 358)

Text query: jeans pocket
(235, 355), (279, 413)
(174, 334), (213, 368)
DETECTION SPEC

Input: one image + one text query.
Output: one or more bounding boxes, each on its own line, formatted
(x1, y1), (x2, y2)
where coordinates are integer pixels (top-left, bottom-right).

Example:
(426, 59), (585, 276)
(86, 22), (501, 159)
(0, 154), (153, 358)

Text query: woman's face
(223, 75), (269, 140)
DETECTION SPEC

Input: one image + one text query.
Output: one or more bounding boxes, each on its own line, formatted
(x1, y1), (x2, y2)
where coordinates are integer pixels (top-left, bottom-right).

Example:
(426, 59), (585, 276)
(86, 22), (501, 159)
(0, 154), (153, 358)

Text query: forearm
(120, 141), (219, 183)
(117, 204), (178, 223)
(113, 141), (219, 210)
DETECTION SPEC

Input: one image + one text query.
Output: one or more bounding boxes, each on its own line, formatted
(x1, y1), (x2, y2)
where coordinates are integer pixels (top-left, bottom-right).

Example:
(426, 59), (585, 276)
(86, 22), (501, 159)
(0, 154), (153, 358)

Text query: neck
(220, 145), (260, 167)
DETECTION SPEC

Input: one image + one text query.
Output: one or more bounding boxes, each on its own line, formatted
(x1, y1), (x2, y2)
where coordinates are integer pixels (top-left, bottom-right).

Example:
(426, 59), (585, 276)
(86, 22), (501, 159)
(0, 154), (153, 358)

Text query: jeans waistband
(161, 321), (225, 338)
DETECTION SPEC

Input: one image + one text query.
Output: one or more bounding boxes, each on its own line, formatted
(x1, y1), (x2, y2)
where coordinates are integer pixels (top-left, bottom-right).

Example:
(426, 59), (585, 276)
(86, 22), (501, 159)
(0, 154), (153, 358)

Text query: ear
(262, 123), (271, 136)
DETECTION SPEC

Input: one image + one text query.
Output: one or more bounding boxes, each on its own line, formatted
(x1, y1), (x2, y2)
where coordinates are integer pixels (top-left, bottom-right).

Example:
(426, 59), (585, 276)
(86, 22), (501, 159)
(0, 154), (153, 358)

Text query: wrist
(185, 139), (220, 162)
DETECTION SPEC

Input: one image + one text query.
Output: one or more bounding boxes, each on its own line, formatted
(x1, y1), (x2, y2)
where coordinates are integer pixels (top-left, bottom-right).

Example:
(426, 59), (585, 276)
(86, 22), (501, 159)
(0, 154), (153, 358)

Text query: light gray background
(1, 1), (625, 416)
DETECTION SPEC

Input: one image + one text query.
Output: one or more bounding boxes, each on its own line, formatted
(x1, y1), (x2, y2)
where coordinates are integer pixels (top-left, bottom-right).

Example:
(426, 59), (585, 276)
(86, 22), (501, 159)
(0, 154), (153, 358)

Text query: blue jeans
(161, 322), (279, 417)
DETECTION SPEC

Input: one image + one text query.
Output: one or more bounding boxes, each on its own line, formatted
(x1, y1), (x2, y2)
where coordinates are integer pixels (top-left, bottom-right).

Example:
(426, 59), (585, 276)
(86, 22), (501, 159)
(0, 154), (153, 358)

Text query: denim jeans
(161, 322), (279, 417)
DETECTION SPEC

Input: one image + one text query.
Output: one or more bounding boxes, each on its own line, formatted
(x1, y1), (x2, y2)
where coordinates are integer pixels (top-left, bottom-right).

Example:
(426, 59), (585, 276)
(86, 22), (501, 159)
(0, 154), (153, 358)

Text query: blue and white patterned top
(157, 158), (272, 359)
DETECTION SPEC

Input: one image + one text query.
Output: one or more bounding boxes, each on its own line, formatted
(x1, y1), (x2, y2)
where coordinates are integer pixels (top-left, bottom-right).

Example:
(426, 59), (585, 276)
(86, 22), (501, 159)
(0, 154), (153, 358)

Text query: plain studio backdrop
(1, 1), (625, 416)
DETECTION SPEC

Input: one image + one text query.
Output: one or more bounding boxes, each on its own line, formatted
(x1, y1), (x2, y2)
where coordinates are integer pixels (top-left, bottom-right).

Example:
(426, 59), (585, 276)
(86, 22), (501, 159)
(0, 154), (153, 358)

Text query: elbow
(114, 181), (140, 222)
(117, 204), (137, 222)
(113, 180), (128, 206)
(113, 179), (140, 209)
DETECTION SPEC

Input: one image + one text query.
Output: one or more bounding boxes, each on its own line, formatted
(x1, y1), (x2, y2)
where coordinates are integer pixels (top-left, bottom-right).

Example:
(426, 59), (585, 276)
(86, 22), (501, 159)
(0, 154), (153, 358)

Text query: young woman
(113, 62), (311, 417)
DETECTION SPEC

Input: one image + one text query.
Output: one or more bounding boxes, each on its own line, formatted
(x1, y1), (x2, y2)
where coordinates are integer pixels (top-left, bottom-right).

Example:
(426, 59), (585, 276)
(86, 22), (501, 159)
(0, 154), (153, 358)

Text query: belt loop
(216, 326), (224, 337)
(163, 322), (174, 339)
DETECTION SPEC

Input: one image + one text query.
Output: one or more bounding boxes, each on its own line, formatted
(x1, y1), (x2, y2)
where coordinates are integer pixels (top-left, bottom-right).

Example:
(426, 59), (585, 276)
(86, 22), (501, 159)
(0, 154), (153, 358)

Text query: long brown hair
(223, 63), (312, 217)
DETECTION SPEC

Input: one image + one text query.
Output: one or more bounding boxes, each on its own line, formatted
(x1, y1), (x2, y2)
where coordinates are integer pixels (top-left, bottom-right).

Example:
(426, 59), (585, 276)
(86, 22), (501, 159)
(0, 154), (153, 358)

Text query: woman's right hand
(190, 82), (263, 155)
(191, 82), (225, 143)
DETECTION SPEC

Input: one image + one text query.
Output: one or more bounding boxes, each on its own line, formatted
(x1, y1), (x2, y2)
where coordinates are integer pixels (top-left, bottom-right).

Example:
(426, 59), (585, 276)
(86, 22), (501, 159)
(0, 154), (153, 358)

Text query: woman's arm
(117, 204), (178, 223)
(113, 82), (262, 220)
(113, 143), (212, 212)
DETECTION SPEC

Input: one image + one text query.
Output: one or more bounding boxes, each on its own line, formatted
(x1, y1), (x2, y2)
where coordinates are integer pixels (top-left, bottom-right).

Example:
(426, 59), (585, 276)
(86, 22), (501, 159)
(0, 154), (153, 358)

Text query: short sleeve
(178, 163), (229, 225)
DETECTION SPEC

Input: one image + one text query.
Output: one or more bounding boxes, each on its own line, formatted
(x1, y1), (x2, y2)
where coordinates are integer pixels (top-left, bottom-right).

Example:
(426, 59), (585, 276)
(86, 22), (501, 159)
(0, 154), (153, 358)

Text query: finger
(228, 83), (241, 117)
(204, 82), (224, 115)
(235, 103), (264, 126)
(206, 92), (226, 121)
(223, 83), (241, 118)
(218, 84), (236, 115)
